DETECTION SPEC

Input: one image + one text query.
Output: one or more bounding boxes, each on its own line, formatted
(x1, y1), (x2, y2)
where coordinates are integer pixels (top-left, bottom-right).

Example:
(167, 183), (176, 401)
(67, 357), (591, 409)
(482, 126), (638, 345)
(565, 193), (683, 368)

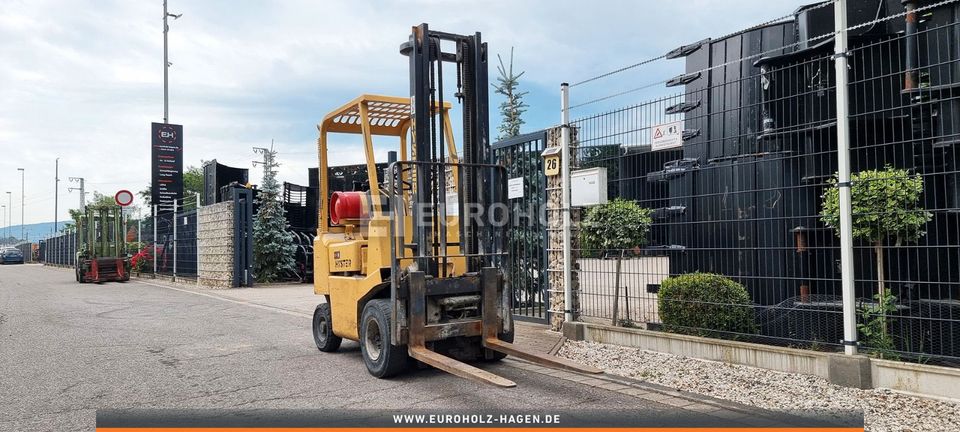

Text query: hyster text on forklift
(310, 24), (601, 387)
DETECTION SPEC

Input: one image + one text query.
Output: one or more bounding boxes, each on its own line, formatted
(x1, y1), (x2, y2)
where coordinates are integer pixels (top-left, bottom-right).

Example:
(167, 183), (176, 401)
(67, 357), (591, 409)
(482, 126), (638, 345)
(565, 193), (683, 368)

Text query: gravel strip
(559, 340), (960, 432)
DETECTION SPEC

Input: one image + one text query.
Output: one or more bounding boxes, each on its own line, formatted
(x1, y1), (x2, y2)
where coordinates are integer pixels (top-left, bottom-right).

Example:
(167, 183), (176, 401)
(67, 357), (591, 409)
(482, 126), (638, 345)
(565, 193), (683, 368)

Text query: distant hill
(0, 221), (66, 244)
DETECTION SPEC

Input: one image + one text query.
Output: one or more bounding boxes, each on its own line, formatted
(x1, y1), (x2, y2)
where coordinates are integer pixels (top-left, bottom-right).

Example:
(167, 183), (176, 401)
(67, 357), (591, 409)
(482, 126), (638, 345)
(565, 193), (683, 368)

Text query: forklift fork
(405, 268), (602, 388)
(479, 267), (603, 375)
(406, 271), (517, 387)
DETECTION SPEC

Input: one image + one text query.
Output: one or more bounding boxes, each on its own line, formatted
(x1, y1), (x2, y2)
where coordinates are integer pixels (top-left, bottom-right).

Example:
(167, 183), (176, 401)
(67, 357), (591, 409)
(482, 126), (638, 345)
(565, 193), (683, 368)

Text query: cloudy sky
(0, 0), (805, 229)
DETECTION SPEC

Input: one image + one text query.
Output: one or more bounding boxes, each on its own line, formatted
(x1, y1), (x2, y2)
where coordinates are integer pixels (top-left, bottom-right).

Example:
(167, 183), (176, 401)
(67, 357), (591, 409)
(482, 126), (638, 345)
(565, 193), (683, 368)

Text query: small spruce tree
(493, 47), (528, 141)
(252, 146), (296, 282)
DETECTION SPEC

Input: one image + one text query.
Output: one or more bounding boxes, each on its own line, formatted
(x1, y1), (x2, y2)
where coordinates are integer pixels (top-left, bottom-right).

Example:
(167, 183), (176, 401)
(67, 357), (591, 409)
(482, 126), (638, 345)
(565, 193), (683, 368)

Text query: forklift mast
(402, 24), (494, 275)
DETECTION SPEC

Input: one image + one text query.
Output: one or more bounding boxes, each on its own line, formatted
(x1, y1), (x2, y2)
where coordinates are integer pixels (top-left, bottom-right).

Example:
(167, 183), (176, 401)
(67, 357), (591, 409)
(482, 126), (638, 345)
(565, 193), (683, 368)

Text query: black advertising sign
(151, 122), (184, 213)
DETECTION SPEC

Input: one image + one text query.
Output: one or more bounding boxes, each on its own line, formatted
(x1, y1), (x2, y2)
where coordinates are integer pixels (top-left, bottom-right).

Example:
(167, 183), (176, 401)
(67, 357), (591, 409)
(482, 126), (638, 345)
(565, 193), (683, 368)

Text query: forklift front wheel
(360, 299), (408, 378)
(313, 303), (342, 352)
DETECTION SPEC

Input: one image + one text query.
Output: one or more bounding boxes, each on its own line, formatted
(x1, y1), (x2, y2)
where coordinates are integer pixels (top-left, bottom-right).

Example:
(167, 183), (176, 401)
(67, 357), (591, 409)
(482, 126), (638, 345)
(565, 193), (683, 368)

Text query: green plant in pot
(820, 166), (932, 348)
(579, 198), (652, 326)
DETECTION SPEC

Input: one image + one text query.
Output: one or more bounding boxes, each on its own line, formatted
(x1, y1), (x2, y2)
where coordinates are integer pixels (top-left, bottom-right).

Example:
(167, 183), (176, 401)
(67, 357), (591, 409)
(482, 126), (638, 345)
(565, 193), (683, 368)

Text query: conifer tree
(252, 146), (296, 282)
(493, 47), (528, 140)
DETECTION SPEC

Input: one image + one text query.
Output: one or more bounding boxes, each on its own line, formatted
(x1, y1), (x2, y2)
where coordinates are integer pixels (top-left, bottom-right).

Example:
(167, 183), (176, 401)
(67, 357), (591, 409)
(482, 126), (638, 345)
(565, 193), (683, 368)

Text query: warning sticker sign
(651, 120), (683, 151)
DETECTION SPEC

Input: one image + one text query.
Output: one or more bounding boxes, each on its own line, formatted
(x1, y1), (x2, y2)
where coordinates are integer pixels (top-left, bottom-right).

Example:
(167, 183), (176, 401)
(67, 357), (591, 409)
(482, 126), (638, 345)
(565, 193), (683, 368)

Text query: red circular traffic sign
(115, 190), (134, 207)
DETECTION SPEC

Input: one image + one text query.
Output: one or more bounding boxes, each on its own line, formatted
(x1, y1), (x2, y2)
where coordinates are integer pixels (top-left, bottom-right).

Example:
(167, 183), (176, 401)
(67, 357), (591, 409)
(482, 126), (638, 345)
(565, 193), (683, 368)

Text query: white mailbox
(571, 167), (608, 207)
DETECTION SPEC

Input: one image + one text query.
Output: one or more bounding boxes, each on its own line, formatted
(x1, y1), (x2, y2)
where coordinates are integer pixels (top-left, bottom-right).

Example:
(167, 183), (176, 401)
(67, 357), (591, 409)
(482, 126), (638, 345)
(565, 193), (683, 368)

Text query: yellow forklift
(311, 24), (600, 387)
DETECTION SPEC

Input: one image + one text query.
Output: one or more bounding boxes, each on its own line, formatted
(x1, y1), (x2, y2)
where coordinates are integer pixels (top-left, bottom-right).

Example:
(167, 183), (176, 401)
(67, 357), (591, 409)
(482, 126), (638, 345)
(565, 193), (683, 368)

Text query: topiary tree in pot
(580, 198), (652, 326)
(820, 166), (932, 343)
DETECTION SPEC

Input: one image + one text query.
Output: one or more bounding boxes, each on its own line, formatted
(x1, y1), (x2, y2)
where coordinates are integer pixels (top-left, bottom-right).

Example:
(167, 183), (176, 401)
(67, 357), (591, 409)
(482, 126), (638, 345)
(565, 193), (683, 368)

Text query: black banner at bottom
(96, 408), (863, 430)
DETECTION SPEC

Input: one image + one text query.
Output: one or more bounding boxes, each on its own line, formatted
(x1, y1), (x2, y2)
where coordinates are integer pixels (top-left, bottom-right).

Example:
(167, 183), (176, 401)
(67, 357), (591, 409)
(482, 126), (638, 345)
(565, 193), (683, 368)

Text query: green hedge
(657, 273), (756, 337)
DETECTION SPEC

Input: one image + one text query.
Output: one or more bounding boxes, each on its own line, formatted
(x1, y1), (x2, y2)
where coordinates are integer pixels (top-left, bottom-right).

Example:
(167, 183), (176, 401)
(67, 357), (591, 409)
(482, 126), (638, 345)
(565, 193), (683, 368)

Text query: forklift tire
(313, 303), (342, 352)
(360, 299), (408, 378)
(76, 268), (86, 284)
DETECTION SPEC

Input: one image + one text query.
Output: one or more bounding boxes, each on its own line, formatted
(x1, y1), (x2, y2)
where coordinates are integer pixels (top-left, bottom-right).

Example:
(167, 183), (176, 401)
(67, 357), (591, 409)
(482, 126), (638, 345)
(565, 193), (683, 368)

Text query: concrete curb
(564, 321), (960, 401)
(502, 358), (826, 427)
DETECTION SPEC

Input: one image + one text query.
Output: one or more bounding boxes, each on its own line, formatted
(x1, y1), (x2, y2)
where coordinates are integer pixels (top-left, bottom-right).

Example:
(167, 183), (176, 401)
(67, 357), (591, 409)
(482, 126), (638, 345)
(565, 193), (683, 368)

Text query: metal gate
(492, 130), (549, 323)
(233, 187), (254, 287)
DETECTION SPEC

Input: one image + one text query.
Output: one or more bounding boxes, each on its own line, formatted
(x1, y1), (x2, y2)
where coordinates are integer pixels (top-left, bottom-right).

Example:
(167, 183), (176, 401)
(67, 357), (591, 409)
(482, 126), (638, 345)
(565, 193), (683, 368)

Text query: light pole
(1, 204), (5, 242)
(18, 168), (25, 242)
(6, 192), (12, 242)
(69, 177), (86, 208)
(54, 158), (60, 234)
(163, 0), (182, 124)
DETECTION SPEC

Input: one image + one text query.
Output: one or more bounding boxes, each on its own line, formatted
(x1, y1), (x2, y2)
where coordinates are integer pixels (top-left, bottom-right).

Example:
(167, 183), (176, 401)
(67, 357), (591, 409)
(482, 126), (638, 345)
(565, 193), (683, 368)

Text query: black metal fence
(154, 206), (198, 278)
(283, 181), (317, 282)
(40, 232), (77, 266)
(567, 0), (960, 365)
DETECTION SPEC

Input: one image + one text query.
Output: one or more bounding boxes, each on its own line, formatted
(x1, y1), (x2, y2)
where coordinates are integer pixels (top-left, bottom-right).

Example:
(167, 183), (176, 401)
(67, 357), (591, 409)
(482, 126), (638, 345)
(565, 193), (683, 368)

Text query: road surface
(0, 264), (760, 431)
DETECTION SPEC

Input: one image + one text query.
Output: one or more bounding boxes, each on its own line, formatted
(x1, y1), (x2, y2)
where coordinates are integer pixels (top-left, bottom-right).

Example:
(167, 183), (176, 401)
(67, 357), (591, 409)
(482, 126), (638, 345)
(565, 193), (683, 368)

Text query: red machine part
(330, 191), (368, 225)
(80, 257), (130, 283)
(90, 259), (100, 282)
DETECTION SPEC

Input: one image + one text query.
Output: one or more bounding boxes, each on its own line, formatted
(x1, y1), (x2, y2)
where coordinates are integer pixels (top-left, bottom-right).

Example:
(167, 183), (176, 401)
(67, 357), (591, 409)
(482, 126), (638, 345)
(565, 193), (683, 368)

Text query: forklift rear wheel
(313, 303), (342, 352)
(360, 299), (408, 378)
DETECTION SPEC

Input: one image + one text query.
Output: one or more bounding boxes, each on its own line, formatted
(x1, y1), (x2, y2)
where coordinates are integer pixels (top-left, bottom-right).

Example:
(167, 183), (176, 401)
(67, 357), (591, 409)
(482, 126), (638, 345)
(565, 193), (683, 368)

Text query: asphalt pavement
(0, 264), (768, 431)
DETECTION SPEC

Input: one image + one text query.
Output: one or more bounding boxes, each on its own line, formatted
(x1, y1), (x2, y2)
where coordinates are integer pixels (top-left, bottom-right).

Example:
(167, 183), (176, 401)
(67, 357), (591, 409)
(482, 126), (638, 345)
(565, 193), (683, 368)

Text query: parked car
(1, 248), (25, 265)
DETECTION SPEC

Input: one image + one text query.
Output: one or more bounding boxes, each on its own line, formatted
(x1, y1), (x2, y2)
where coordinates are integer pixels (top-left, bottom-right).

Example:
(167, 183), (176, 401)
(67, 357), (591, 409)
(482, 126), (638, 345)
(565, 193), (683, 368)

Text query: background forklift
(75, 205), (131, 283)
(311, 24), (600, 387)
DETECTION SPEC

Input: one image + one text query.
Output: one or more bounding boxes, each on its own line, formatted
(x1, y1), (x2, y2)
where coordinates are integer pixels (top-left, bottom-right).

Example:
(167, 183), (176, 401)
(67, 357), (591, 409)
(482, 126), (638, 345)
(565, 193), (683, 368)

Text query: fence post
(833, 0), (858, 356)
(153, 204), (158, 275)
(560, 82), (573, 324)
(196, 191), (201, 288)
(173, 198), (178, 280)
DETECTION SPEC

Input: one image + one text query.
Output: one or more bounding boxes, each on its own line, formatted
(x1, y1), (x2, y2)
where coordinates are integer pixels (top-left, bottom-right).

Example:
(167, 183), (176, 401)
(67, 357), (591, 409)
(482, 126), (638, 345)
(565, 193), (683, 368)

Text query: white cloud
(0, 0), (805, 228)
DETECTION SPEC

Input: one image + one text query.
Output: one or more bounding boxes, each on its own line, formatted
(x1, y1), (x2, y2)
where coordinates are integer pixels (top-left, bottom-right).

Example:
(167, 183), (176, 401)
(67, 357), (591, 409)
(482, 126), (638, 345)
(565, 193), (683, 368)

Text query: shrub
(821, 166), (932, 300)
(579, 198), (652, 255)
(858, 288), (900, 360)
(820, 166), (931, 245)
(658, 273), (756, 337)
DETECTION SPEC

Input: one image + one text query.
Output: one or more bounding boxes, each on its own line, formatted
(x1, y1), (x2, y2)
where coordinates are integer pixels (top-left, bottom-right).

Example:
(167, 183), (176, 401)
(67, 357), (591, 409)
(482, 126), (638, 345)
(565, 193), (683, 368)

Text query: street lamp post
(1, 204), (5, 242)
(54, 158), (60, 234)
(163, 0), (181, 124)
(69, 177), (86, 208)
(18, 168), (25, 242)
(5, 192), (11, 242)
